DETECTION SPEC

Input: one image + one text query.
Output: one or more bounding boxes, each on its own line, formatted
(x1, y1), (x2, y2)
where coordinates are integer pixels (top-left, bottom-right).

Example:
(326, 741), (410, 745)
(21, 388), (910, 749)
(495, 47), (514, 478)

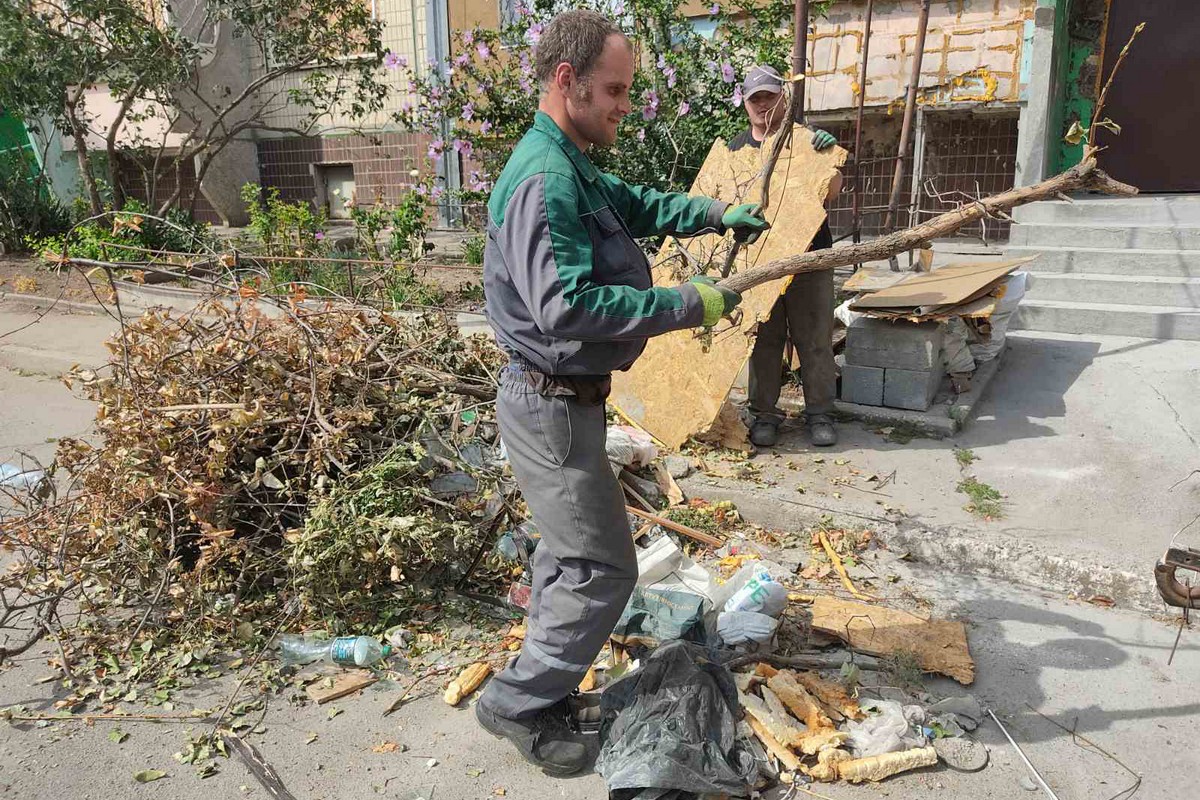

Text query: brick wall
(117, 156), (223, 225)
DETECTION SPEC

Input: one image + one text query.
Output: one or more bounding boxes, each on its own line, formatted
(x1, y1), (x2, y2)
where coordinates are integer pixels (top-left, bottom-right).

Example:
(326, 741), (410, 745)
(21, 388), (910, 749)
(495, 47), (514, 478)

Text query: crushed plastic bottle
(278, 634), (391, 667)
(721, 564), (788, 617)
(0, 463), (46, 491)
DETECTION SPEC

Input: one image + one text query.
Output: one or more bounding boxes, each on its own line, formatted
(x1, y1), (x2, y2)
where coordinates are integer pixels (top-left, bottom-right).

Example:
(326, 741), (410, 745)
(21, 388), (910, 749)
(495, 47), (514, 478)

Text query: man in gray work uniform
(732, 65), (842, 448)
(476, 11), (766, 775)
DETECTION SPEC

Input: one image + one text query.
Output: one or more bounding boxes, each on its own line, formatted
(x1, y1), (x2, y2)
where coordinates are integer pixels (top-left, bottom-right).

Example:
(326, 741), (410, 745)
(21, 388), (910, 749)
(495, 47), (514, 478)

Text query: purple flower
(462, 102), (475, 121)
(514, 1), (530, 17)
(637, 128), (645, 142)
(430, 185), (445, 201)
(428, 139), (445, 161)
(731, 86), (743, 107)
(614, 0), (625, 15)
(527, 22), (543, 44)
(476, 41), (491, 60)
(519, 76), (533, 93)
(641, 89), (659, 121)
(721, 62), (735, 83)
(480, 120), (493, 134)
(664, 65), (677, 88)
(383, 51), (401, 70)
(452, 138), (474, 160)
(710, 2), (720, 15)
(454, 52), (470, 68)
(678, 101), (691, 116)
(406, 80), (417, 92)
(315, 231), (325, 241)
(462, 30), (474, 46)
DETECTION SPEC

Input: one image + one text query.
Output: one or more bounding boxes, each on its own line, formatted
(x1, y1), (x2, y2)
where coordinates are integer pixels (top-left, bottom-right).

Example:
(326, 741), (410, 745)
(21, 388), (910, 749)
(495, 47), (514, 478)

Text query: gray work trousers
(480, 367), (637, 720)
(748, 267), (836, 423)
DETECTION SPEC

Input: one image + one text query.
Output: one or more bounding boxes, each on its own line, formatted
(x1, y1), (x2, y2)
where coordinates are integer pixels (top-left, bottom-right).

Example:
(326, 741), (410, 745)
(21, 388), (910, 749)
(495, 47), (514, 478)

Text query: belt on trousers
(506, 357), (611, 407)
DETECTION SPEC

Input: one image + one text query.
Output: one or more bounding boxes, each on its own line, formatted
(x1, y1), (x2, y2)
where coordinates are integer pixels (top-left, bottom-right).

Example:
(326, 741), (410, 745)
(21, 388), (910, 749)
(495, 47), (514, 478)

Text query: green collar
(533, 111), (600, 183)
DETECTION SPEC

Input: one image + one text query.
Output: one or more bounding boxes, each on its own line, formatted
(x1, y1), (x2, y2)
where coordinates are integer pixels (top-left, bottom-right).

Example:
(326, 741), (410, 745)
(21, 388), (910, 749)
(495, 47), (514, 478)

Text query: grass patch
(956, 476), (1003, 519)
(953, 448), (978, 467)
(879, 421), (925, 444)
(880, 649), (924, 691)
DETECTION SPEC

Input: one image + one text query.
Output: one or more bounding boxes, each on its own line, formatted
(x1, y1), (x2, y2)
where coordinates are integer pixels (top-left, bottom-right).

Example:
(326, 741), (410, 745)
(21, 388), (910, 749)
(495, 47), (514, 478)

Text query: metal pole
(883, 0), (931, 233)
(850, 0), (875, 245)
(792, 0), (810, 121)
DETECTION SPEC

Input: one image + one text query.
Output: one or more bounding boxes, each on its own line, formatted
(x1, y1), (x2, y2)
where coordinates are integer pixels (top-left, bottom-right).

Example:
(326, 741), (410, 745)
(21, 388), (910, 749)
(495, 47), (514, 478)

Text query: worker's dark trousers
(480, 367), (637, 720)
(748, 267), (836, 423)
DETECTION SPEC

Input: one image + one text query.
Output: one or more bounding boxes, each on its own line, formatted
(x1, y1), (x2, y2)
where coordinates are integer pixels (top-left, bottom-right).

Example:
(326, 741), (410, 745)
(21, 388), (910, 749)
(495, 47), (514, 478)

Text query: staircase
(1006, 195), (1200, 340)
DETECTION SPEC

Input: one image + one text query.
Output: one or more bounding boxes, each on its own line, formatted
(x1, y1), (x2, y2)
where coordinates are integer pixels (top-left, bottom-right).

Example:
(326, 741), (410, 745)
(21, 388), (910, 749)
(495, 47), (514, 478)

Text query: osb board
(850, 258), (1033, 313)
(810, 596), (974, 685)
(610, 125), (847, 449)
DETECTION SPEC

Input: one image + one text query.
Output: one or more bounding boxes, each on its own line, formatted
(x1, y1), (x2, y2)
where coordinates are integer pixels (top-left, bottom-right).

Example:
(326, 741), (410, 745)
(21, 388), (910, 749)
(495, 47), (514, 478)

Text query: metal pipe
(884, 0), (931, 232)
(850, 0), (875, 244)
(792, 0), (810, 121)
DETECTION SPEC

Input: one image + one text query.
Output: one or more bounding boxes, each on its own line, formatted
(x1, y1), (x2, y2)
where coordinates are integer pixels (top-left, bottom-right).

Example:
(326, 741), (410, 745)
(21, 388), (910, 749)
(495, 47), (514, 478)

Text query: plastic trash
(835, 297), (866, 328)
(595, 640), (758, 798)
(716, 563), (789, 617)
(611, 537), (716, 647)
(716, 611), (779, 647)
(970, 272), (1027, 363)
(429, 471), (477, 498)
(927, 694), (983, 731)
(605, 426), (657, 471)
(0, 463), (46, 491)
(846, 699), (928, 758)
(278, 634), (391, 667)
(495, 521), (540, 565)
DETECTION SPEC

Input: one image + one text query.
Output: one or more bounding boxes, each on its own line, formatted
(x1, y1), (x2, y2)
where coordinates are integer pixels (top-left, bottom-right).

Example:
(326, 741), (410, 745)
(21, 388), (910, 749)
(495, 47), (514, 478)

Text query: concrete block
(841, 364), (884, 406)
(845, 318), (944, 371)
(884, 367), (943, 412)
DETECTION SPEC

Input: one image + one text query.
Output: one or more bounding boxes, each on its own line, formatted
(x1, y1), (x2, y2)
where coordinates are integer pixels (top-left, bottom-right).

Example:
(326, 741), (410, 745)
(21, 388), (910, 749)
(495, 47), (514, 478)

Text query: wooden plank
(306, 671), (379, 705)
(739, 689), (805, 749)
(610, 125), (847, 449)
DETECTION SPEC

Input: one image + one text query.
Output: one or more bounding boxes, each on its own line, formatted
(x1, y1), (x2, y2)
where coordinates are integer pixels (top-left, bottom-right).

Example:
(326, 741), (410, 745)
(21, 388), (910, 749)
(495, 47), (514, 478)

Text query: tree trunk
(66, 97), (103, 216)
(718, 158), (1137, 295)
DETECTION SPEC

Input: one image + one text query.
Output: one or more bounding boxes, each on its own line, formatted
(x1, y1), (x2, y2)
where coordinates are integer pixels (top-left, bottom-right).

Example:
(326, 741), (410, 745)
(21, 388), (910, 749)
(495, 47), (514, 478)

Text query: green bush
(462, 233), (485, 266)
(0, 151), (70, 252)
(240, 183), (327, 259)
(389, 189), (429, 262)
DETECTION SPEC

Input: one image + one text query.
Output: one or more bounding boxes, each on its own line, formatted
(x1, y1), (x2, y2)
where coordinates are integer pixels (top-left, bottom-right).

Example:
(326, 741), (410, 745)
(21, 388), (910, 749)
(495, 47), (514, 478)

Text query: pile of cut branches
(1, 299), (509, 671)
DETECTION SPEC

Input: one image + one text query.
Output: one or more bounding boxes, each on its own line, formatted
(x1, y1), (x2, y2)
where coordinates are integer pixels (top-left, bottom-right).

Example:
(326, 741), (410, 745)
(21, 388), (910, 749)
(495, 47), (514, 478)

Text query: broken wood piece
(443, 662), (491, 706)
(767, 671), (834, 731)
(305, 671), (380, 705)
(739, 689), (805, 749)
(625, 505), (722, 547)
(792, 671), (864, 721)
(745, 715), (802, 773)
(836, 746), (939, 783)
(577, 667), (596, 692)
(808, 596), (975, 684)
(754, 662), (779, 679)
(817, 531), (876, 601)
(719, 157), (1136, 295)
(653, 461), (685, 506)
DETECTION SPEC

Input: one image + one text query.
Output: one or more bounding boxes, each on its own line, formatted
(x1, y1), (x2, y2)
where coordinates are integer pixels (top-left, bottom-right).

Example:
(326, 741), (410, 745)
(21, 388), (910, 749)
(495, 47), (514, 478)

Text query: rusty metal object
(1155, 547), (1200, 608)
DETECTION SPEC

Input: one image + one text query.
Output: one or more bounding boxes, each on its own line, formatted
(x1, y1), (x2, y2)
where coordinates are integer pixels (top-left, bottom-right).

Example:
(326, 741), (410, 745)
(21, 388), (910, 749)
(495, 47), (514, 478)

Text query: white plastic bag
(712, 563), (789, 617)
(717, 611), (779, 646)
(940, 318), (976, 375)
(846, 700), (928, 757)
(970, 272), (1027, 363)
(605, 426), (657, 471)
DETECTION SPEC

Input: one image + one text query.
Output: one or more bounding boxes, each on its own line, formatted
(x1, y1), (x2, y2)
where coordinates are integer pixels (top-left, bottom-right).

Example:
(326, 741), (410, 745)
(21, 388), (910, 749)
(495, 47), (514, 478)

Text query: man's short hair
(534, 10), (627, 86)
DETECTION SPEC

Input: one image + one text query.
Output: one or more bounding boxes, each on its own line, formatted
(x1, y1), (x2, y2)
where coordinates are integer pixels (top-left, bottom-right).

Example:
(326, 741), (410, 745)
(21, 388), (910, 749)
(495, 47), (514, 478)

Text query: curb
(680, 474), (1161, 614)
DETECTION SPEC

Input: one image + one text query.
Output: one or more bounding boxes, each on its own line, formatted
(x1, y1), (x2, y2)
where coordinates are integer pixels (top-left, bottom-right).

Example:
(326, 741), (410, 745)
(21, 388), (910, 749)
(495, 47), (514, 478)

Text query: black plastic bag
(595, 640), (757, 799)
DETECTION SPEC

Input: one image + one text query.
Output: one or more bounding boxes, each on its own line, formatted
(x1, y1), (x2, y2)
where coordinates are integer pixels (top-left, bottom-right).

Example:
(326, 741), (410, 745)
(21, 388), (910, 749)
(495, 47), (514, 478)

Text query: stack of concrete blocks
(841, 318), (946, 411)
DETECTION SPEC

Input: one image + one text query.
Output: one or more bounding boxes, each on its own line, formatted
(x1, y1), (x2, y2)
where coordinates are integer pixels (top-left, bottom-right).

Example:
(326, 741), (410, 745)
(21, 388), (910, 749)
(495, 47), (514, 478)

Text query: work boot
(475, 699), (590, 776)
(807, 414), (838, 447)
(750, 419), (780, 448)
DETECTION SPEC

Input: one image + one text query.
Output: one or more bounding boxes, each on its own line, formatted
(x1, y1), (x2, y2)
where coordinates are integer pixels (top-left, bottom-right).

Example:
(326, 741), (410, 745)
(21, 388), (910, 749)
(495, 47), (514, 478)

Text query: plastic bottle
(0, 464), (46, 491)
(278, 634), (391, 667)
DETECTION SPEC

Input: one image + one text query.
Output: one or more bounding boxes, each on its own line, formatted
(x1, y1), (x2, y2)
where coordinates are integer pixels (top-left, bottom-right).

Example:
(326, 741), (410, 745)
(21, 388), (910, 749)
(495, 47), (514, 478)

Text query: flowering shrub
(393, 0), (829, 198)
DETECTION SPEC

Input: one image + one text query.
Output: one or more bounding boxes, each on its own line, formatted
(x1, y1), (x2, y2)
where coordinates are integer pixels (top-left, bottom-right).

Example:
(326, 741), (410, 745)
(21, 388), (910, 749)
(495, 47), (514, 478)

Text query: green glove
(811, 128), (837, 151)
(721, 203), (771, 245)
(690, 276), (741, 327)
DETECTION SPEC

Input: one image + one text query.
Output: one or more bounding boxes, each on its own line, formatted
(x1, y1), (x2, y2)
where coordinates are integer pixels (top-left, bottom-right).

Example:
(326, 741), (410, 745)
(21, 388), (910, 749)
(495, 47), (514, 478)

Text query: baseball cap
(742, 65), (783, 98)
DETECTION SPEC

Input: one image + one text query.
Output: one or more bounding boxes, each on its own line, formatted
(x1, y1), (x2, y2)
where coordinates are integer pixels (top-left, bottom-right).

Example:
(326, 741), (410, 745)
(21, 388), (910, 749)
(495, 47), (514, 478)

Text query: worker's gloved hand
(690, 276), (742, 327)
(811, 128), (837, 151)
(721, 203), (771, 245)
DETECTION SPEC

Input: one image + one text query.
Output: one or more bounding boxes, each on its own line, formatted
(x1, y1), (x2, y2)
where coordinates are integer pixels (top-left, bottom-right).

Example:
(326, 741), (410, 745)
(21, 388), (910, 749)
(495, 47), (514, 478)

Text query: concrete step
(1009, 222), (1200, 250)
(1014, 299), (1200, 340)
(1004, 245), (1200, 276)
(1025, 273), (1200, 307)
(1013, 194), (1200, 226)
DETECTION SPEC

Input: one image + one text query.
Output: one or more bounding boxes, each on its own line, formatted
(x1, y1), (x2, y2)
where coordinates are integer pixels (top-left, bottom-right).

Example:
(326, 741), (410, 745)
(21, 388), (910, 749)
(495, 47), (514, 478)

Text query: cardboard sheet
(850, 258), (1034, 314)
(610, 126), (847, 449)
